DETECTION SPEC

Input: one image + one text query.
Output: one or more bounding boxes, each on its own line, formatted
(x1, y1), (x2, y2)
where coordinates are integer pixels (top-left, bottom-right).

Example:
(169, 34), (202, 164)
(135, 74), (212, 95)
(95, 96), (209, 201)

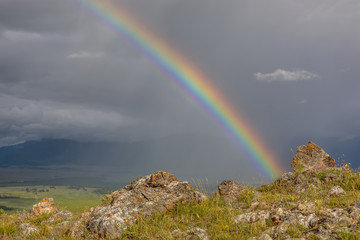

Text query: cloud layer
(0, 0), (360, 178)
(254, 69), (320, 82)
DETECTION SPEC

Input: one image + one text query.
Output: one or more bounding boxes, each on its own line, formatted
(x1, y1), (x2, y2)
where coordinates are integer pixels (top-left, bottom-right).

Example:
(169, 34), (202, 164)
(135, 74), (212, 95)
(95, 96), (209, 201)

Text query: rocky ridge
(2, 141), (360, 239)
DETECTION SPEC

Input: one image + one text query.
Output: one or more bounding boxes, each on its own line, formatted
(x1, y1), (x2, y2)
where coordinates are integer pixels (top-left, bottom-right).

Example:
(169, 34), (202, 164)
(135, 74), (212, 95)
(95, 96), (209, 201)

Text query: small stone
(29, 198), (59, 217)
(275, 221), (290, 234)
(47, 210), (73, 223)
(217, 180), (243, 202)
(328, 186), (346, 197)
(257, 233), (273, 240)
(186, 227), (210, 240)
(322, 173), (344, 183)
(248, 233), (273, 240)
(295, 182), (309, 194)
(298, 213), (318, 228)
(234, 211), (270, 224)
(297, 202), (315, 214)
(251, 202), (260, 209)
(19, 223), (39, 236)
(294, 174), (307, 185)
(275, 208), (284, 216)
(349, 205), (360, 219)
(276, 172), (295, 184)
(282, 172), (295, 181)
(172, 229), (183, 238)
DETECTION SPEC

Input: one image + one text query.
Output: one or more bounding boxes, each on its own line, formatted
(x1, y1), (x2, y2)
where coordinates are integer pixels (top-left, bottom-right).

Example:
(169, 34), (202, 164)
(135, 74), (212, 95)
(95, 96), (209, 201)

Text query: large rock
(218, 180), (243, 202)
(291, 142), (335, 172)
(70, 171), (207, 239)
(29, 198), (59, 217)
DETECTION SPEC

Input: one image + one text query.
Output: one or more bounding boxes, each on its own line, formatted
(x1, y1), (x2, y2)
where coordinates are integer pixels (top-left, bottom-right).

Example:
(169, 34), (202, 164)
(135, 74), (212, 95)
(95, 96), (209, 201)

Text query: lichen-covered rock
(294, 182), (309, 194)
(29, 198), (59, 217)
(47, 210), (73, 223)
(291, 142), (335, 172)
(328, 186), (346, 197)
(70, 171), (207, 239)
(294, 173), (307, 185)
(298, 213), (319, 228)
(186, 227), (210, 240)
(297, 202), (316, 215)
(19, 223), (39, 236)
(234, 210), (270, 224)
(349, 204), (360, 219)
(217, 180), (243, 202)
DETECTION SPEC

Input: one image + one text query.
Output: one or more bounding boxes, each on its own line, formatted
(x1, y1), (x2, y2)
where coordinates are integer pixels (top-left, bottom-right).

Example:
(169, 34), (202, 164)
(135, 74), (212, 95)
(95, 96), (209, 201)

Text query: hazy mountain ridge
(1, 136), (359, 168)
(0, 137), (359, 187)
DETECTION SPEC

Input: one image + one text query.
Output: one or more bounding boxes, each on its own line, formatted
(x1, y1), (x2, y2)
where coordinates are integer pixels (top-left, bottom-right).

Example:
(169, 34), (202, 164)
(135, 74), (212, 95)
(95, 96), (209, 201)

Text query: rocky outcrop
(70, 171), (207, 239)
(291, 141), (335, 172)
(218, 180), (243, 202)
(17, 198), (71, 237)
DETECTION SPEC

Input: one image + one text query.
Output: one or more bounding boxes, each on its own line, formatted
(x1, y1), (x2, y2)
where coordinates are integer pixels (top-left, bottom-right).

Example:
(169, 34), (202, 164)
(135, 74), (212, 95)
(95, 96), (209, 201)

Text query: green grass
(2, 167), (360, 239)
(122, 195), (273, 239)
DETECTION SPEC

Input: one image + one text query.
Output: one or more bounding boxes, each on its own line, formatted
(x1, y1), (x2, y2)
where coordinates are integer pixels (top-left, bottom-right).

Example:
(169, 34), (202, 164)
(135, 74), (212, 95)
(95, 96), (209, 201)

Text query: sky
(0, 0), (360, 181)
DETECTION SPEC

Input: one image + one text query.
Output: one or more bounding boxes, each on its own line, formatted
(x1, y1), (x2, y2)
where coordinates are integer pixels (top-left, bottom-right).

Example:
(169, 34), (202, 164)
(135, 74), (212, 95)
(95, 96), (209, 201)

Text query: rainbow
(78, 0), (283, 179)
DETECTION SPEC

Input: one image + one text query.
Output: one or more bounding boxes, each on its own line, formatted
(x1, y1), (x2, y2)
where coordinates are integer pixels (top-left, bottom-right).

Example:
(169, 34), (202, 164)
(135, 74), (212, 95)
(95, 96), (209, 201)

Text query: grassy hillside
(1, 166), (360, 239)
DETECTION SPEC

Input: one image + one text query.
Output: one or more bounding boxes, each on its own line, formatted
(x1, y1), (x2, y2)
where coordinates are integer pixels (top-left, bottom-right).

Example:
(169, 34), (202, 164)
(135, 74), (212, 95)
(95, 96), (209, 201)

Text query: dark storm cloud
(0, 0), (359, 179)
(0, 0), (80, 33)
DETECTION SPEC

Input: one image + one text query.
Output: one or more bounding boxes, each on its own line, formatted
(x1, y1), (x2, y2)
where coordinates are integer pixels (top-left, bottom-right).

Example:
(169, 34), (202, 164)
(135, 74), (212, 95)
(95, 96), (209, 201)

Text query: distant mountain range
(0, 136), (359, 186)
(0, 139), (142, 168)
(0, 136), (247, 186)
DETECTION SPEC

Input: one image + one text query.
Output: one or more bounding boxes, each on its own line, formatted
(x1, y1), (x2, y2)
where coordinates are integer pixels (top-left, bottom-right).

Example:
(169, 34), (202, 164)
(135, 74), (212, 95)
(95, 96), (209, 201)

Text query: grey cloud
(0, 94), (135, 146)
(66, 51), (105, 59)
(0, 0), (81, 34)
(254, 69), (320, 82)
